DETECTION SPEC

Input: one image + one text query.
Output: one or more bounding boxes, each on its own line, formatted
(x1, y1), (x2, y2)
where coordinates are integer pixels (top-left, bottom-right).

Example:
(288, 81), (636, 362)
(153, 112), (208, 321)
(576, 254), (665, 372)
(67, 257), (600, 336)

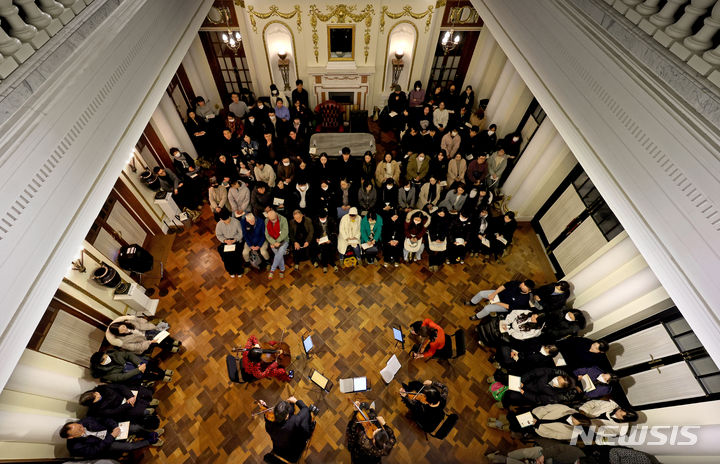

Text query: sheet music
(508, 375), (522, 392)
(361, 242), (373, 250)
(554, 353), (567, 367)
(116, 421), (130, 440)
(497, 236), (508, 245)
(516, 412), (535, 428)
(310, 370), (328, 389)
(580, 374), (596, 392)
(380, 355), (401, 384)
(153, 330), (170, 343)
(354, 377), (367, 391)
(481, 237), (490, 247)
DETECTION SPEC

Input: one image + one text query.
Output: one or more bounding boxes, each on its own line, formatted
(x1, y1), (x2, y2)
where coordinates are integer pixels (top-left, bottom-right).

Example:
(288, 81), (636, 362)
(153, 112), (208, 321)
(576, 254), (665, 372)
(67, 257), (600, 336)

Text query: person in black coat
(401, 126), (423, 155)
(502, 367), (581, 409)
(447, 210), (473, 263)
(379, 179), (399, 218)
(79, 384), (155, 422)
(556, 337), (611, 371)
(170, 148), (203, 209)
(250, 182), (273, 218)
(313, 210), (338, 272)
(542, 309), (586, 342)
(185, 109), (211, 160)
(313, 153), (334, 188)
(89, 350), (169, 385)
(315, 180), (337, 214)
(532, 281), (571, 312)
(216, 128), (242, 158)
(490, 211), (517, 261)
(470, 207), (493, 257)
(334, 148), (358, 185)
(215, 154), (239, 183)
(494, 343), (559, 375)
(382, 208), (404, 267)
(60, 416), (160, 458)
(477, 124), (498, 155)
(427, 207), (450, 271)
(400, 380), (449, 433)
(261, 396), (317, 463)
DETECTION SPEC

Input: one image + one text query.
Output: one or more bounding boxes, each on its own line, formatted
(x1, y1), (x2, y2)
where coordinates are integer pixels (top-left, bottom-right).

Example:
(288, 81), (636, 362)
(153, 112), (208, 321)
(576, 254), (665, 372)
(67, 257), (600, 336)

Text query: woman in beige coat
(375, 153), (401, 188)
(446, 152), (467, 186)
(106, 315), (180, 354)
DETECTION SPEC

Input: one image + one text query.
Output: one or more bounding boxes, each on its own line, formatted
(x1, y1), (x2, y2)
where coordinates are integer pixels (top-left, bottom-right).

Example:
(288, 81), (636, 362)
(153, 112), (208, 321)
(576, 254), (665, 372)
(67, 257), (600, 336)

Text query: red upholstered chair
(314, 100), (345, 132)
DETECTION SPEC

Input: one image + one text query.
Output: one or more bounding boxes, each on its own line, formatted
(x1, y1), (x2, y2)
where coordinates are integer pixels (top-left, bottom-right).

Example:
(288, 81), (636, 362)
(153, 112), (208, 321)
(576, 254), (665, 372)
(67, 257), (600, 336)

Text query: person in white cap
(337, 207), (362, 259)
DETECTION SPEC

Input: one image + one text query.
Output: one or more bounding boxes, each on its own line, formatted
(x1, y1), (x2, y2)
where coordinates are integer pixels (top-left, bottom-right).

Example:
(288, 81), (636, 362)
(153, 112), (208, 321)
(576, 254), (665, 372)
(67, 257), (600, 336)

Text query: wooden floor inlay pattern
(144, 208), (556, 464)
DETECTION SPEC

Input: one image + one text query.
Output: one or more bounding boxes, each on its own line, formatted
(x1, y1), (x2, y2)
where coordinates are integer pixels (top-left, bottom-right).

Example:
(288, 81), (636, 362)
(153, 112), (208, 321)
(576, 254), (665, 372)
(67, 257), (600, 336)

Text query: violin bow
(411, 385), (426, 400)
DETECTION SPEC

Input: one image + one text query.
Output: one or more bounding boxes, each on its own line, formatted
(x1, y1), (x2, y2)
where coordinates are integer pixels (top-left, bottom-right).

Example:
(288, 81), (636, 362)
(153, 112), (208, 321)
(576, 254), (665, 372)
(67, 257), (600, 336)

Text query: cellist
(409, 319), (445, 360)
(345, 401), (395, 464)
(240, 335), (294, 381)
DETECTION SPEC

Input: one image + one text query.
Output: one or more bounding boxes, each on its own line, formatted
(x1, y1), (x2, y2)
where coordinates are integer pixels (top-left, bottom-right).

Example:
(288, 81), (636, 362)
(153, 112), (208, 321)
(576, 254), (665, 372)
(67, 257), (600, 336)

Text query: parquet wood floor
(142, 208), (556, 464)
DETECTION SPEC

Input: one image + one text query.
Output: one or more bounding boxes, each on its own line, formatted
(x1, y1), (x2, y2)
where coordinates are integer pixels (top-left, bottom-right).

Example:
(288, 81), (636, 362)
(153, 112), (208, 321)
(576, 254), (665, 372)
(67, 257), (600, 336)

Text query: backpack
(489, 381), (508, 401)
(248, 249), (263, 269)
(343, 246), (358, 268)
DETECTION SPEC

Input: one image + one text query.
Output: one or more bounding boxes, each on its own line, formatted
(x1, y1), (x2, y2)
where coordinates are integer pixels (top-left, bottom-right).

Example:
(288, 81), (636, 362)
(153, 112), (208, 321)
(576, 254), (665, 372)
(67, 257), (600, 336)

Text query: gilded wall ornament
(247, 5), (302, 33)
(380, 5), (434, 33)
(309, 4), (375, 63)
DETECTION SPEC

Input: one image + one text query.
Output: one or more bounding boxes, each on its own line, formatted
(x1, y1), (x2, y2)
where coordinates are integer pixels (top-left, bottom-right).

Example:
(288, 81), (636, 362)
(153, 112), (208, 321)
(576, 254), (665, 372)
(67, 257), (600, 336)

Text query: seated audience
(360, 211), (382, 264)
(397, 181), (416, 214)
(557, 337), (611, 371)
(79, 384), (157, 424)
(573, 366), (618, 399)
(375, 153), (401, 188)
(338, 207), (362, 260)
(381, 209), (404, 268)
(476, 310), (546, 347)
(61, 417), (162, 458)
(105, 315), (180, 354)
(447, 210), (472, 264)
(90, 350), (171, 385)
(289, 209), (315, 269)
(250, 182), (272, 218)
(265, 209), (289, 279)
(489, 405), (591, 441)
(439, 182), (467, 214)
(467, 279), (535, 321)
(446, 153), (467, 187)
(416, 175), (442, 213)
(240, 213), (270, 270)
(313, 209), (338, 273)
(543, 309), (586, 341)
(531, 280), (571, 312)
(501, 367), (581, 409)
(215, 209), (244, 278)
(209, 177), (231, 222)
(358, 182), (377, 214)
(403, 210), (430, 262)
(427, 207), (450, 272)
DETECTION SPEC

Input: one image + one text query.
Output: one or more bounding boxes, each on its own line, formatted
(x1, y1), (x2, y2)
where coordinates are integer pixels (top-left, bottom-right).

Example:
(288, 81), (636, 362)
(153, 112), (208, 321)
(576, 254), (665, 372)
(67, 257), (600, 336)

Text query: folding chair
(226, 353), (257, 385)
(430, 412), (459, 440)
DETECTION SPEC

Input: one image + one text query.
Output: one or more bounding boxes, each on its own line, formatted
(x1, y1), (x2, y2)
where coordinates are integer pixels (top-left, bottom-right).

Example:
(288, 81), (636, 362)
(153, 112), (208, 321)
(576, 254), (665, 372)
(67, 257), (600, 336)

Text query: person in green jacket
(89, 350), (172, 385)
(360, 211), (383, 264)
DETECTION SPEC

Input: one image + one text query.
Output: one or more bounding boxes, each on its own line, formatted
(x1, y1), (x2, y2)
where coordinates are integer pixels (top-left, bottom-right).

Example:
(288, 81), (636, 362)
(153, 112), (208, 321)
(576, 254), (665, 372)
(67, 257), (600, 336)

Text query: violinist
(399, 379), (449, 433)
(409, 319), (445, 360)
(345, 401), (396, 464)
(259, 396), (318, 463)
(240, 335), (294, 381)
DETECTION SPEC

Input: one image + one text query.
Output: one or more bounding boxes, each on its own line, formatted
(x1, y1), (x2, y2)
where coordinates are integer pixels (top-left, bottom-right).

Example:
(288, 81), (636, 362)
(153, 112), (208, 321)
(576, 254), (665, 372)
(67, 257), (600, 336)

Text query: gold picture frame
(327, 25), (355, 61)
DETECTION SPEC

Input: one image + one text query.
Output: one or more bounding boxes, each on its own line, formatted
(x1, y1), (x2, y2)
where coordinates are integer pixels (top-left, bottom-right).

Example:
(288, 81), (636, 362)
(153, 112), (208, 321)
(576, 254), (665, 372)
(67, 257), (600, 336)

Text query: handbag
(428, 239), (447, 252)
(489, 382), (508, 401)
(404, 238), (422, 253)
(248, 249), (263, 269)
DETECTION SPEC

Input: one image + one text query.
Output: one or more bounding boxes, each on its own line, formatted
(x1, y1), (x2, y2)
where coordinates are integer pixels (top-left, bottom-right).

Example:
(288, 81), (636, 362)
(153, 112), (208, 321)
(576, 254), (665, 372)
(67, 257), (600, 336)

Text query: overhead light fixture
(441, 30), (461, 54)
(219, 8), (242, 54)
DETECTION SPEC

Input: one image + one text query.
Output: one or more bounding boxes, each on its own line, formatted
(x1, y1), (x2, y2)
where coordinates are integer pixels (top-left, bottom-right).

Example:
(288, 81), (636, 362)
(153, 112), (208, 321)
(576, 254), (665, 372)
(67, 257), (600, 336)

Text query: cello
(232, 330), (292, 368)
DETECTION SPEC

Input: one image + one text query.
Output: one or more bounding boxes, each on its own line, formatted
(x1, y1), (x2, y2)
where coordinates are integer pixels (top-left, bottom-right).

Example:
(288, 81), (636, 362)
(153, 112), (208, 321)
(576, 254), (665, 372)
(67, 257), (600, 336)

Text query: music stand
(391, 324), (405, 350)
(300, 332), (314, 360)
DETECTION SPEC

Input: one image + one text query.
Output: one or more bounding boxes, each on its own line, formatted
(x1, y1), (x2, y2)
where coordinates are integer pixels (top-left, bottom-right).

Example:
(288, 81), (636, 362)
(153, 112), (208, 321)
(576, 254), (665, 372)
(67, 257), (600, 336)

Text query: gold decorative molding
(234, 0), (245, 7)
(247, 5), (302, 33)
(435, 0), (447, 7)
(380, 5), (434, 33)
(309, 4), (375, 63)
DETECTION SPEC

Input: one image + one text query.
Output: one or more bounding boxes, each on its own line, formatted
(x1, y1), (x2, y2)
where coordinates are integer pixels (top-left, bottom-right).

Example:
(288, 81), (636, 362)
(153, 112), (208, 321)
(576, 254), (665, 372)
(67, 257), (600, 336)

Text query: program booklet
(339, 376), (368, 393)
(116, 421), (130, 440)
(580, 374), (596, 392)
(508, 375), (522, 392)
(516, 412), (535, 428)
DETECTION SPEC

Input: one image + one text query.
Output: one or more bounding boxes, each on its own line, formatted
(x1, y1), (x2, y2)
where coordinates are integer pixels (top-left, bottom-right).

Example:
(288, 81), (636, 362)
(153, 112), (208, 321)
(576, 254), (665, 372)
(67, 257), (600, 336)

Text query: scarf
(267, 219), (280, 239)
(533, 413), (574, 430)
(175, 154), (189, 169)
(427, 184), (438, 203)
(478, 216), (488, 234)
(296, 184), (308, 208)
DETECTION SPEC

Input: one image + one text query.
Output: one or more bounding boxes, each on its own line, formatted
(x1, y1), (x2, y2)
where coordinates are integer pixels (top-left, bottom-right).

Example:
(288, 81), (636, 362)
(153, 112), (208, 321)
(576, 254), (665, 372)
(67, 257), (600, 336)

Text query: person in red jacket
(241, 335), (293, 381)
(409, 319), (445, 360)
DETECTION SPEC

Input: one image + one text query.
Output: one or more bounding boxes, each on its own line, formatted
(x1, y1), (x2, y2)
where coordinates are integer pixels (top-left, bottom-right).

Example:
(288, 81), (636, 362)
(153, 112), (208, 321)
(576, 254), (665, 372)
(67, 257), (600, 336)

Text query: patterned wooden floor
(142, 208), (556, 464)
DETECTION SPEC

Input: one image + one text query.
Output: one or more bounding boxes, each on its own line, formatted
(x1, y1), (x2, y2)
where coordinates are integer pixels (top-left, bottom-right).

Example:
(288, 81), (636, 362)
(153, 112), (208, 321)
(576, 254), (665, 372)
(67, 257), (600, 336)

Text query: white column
(564, 233), (672, 336)
(0, 410), (71, 443)
(506, 129), (575, 220)
(153, 92), (198, 159)
(462, 27), (504, 103)
(484, 60), (533, 134)
(502, 118), (556, 196)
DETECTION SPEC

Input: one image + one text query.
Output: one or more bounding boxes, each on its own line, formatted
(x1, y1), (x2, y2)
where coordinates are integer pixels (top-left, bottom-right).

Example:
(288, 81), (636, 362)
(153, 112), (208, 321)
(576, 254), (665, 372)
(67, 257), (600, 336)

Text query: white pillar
(506, 129), (575, 220)
(153, 92), (198, 159)
(564, 233), (672, 336)
(5, 363), (96, 402)
(484, 60), (533, 134)
(502, 119), (556, 197)
(0, 410), (71, 443)
(462, 27), (504, 104)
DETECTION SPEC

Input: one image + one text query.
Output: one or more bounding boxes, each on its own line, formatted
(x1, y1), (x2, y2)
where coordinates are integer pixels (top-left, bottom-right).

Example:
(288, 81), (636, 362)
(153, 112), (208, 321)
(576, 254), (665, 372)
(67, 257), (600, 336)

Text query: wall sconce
(72, 248), (86, 273)
(277, 49), (291, 91)
(391, 49), (405, 89)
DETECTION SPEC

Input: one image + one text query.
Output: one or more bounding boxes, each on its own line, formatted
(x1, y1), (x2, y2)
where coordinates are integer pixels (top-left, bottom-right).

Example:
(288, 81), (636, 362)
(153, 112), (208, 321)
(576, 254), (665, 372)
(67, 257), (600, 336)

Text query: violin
(351, 400), (380, 439)
(400, 385), (430, 405)
(254, 400), (277, 421)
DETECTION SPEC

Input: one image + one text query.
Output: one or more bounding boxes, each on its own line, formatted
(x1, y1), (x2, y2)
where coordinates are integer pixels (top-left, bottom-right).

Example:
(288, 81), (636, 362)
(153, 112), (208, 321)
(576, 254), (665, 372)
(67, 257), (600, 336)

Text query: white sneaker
(229, 274), (236, 278)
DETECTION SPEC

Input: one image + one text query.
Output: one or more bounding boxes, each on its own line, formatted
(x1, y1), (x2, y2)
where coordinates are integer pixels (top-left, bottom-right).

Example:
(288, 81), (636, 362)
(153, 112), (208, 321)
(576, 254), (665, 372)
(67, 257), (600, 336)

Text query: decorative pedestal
(113, 283), (159, 316)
